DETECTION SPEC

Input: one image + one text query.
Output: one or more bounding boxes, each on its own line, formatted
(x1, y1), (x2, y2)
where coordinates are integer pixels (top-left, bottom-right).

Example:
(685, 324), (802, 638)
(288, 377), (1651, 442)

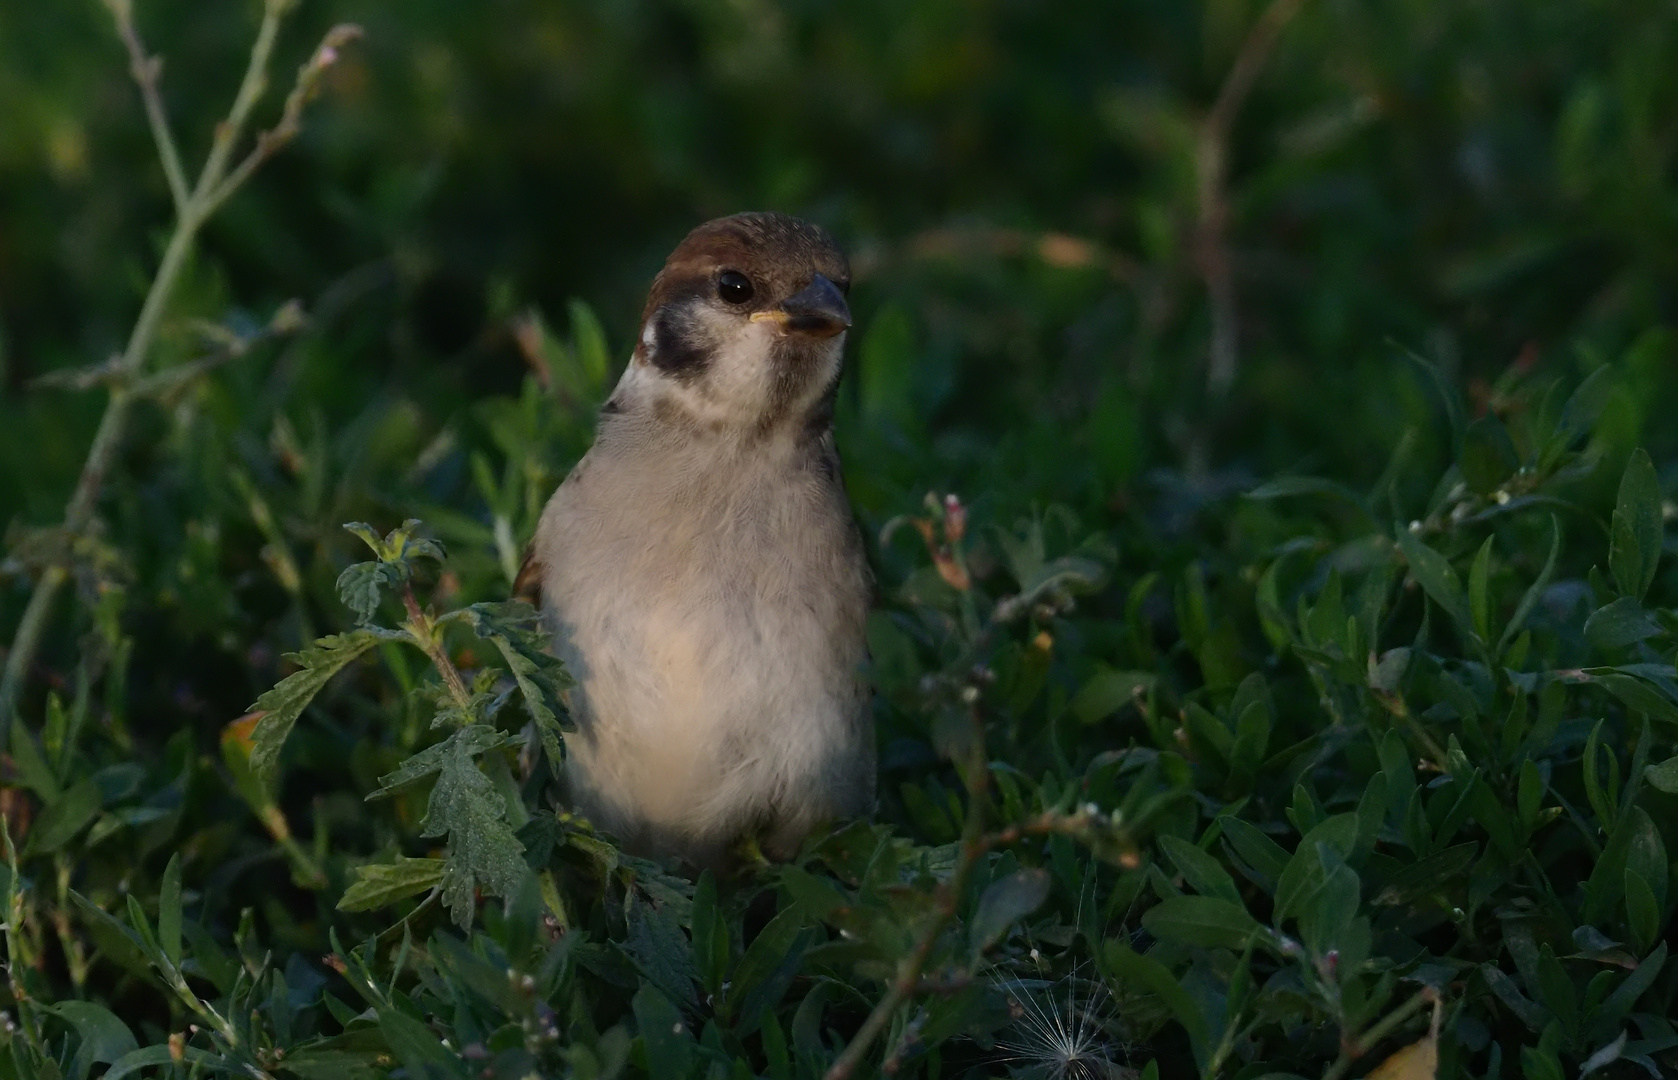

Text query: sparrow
(517, 212), (875, 871)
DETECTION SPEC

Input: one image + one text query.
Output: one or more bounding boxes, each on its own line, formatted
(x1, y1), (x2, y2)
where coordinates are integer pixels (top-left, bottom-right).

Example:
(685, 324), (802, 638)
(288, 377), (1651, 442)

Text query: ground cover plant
(2, 1), (1677, 1078)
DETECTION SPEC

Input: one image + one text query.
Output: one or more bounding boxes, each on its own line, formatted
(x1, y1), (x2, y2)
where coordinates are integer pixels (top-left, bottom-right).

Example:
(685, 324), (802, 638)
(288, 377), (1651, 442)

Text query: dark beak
(751, 274), (850, 339)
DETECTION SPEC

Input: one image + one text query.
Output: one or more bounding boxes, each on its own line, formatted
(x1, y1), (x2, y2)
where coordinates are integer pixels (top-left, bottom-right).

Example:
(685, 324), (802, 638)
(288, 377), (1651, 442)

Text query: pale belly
(549, 572), (868, 857)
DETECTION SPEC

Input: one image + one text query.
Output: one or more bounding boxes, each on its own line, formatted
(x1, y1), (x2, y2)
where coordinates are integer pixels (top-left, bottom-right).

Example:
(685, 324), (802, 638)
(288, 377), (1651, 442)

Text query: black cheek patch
(646, 304), (711, 382)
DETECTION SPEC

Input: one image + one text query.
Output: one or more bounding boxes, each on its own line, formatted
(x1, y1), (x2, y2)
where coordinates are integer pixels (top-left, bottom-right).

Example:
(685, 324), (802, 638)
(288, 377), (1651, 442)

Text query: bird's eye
(717, 271), (754, 305)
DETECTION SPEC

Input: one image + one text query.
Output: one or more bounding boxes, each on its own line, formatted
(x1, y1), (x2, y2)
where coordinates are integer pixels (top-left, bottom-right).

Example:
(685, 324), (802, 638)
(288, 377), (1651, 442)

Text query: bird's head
(619, 211), (851, 435)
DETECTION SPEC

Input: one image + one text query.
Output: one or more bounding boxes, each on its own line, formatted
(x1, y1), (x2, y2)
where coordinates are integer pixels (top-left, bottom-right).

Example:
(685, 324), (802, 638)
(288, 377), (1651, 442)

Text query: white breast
(532, 424), (872, 864)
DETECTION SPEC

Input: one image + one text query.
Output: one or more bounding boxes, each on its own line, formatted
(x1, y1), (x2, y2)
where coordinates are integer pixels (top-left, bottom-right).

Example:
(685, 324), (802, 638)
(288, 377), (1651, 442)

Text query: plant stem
(0, 0), (334, 741)
(1318, 989), (1437, 1080)
(825, 708), (990, 1080)
(1196, 0), (1311, 401)
(403, 587), (474, 711)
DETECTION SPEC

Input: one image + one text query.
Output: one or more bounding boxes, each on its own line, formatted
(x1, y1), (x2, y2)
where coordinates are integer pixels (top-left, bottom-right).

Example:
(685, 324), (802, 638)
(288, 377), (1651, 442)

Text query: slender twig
(402, 586), (474, 711)
(0, 0), (355, 741)
(1318, 988), (1439, 1080)
(825, 708), (991, 1080)
(1197, 0), (1311, 398)
(105, 0), (190, 216)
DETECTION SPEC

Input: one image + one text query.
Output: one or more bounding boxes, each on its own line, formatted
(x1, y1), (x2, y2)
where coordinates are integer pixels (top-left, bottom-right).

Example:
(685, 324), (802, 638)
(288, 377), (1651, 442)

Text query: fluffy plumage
(520, 212), (874, 870)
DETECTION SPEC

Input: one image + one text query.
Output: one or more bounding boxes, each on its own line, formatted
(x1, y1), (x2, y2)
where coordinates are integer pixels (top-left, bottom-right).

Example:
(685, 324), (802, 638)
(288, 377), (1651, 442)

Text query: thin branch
(402, 586), (474, 712)
(1196, 0), (1311, 398)
(105, 0), (190, 216)
(825, 708), (991, 1080)
(1319, 988), (1439, 1080)
(0, 3), (353, 739)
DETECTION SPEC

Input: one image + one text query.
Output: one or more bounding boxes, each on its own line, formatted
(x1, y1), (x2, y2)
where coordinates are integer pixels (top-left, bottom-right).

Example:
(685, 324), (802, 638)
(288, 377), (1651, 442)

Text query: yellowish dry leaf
(1362, 1034), (1437, 1080)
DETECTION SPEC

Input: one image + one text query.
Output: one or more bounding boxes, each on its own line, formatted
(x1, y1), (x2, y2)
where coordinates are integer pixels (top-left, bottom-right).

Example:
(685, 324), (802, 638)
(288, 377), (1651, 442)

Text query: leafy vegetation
(2, 1), (1677, 1078)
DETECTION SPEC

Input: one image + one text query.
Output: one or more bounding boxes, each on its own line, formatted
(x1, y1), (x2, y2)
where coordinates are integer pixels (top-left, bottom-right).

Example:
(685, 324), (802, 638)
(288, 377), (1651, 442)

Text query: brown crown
(641, 212), (850, 322)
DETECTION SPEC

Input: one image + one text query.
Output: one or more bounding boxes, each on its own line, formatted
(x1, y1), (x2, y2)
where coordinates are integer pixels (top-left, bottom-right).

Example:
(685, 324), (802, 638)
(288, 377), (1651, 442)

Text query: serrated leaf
(464, 600), (574, 762)
(337, 857), (446, 912)
(421, 735), (526, 928)
(335, 560), (407, 625)
(1610, 449), (1662, 602)
(366, 725), (520, 800)
(247, 631), (384, 785)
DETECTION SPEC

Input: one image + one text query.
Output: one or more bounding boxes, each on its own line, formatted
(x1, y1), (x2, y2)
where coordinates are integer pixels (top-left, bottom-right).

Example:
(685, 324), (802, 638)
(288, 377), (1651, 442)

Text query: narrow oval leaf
(1609, 449), (1662, 602)
(248, 630), (384, 785)
(970, 868), (1052, 954)
(1142, 895), (1262, 950)
(1395, 531), (1472, 637)
(337, 857), (446, 912)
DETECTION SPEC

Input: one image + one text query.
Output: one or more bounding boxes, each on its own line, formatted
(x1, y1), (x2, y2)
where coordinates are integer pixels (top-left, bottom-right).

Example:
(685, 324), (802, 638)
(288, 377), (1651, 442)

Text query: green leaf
(1645, 755), (1678, 794)
(248, 630), (384, 785)
(1220, 818), (1290, 892)
(10, 726), (60, 801)
(1499, 516), (1560, 656)
(421, 735), (526, 927)
(1469, 536), (1494, 641)
(969, 868), (1052, 954)
(1588, 671), (1678, 724)
(103, 1045), (214, 1080)
(464, 600), (574, 760)
(1609, 449), (1662, 602)
(157, 853), (182, 968)
(1141, 895), (1262, 950)
(1624, 870), (1660, 954)
(1071, 668), (1155, 724)
(1584, 598), (1663, 650)
(1395, 530), (1473, 638)
(45, 1000), (138, 1080)
(366, 725), (520, 800)
(632, 983), (694, 1080)
(689, 870), (730, 997)
(335, 560), (407, 625)
(337, 857), (446, 912)
(728, 904), (812, 1024)
(1274, 814), (1358, 924)
(378, 1006), (468, 1080)
(1541, 365), (1614, 469)
(25, 776), (101, 856)
(1461, 412), (1520, 495)
(1160, 834), (1242, 906)
(1104, 941), (1209, 1053)
(1594, 941), (1666, 1031)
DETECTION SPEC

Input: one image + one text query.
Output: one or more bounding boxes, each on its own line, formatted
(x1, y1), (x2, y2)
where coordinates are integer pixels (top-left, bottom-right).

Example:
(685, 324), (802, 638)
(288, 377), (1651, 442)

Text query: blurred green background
(5, 0), (1678, 741)
(3, 0), (1677, 772)
(6, 0), (1675, 503)
(2, 3), (1678, 1071)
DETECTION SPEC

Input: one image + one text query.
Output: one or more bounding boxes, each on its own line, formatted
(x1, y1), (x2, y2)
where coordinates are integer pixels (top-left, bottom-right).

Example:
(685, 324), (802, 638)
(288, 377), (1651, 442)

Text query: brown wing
(512, 544), (544, 606)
